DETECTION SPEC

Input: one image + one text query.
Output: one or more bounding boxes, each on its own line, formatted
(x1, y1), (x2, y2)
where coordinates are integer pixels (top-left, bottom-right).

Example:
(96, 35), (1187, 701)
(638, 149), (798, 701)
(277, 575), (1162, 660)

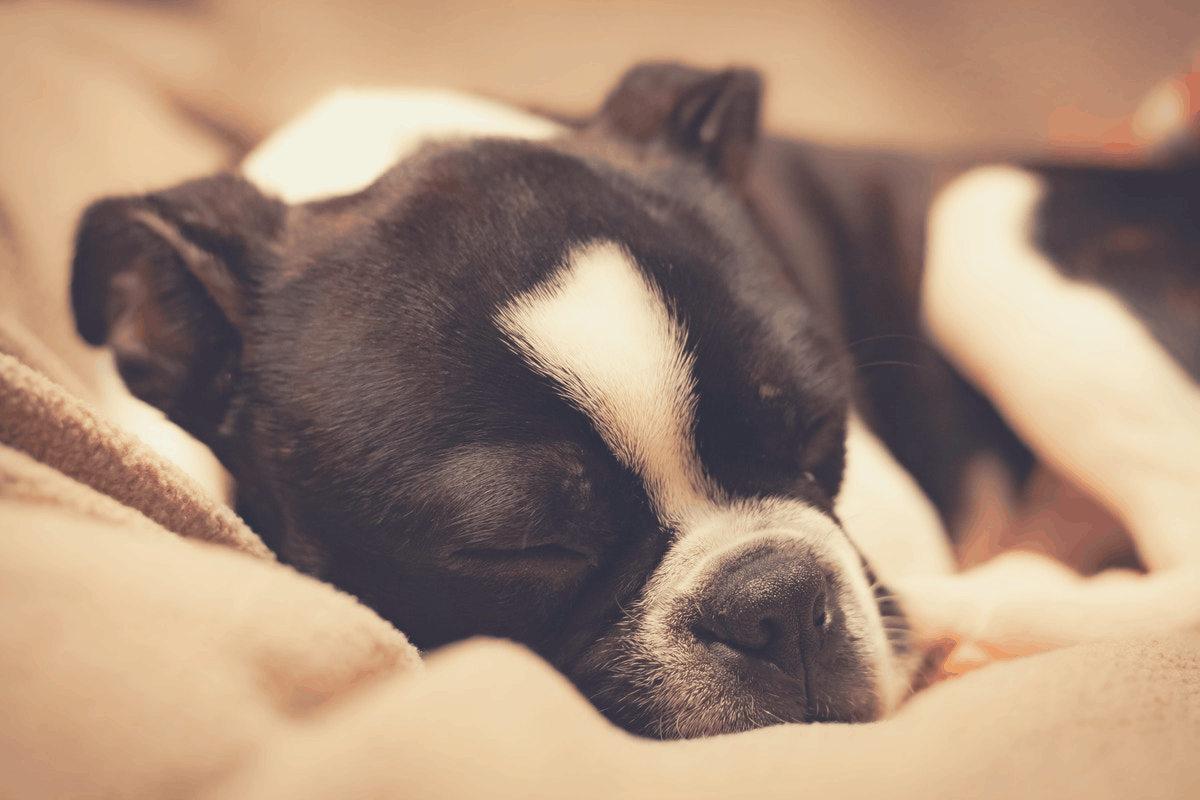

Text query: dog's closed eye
(453, 543), (594, 566)
(450, 544), (596, 586)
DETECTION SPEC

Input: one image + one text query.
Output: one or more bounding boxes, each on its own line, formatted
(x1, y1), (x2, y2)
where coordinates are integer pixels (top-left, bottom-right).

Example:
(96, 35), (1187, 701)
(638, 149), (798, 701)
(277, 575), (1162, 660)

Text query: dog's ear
(71, 172), (285, 445)
(594, 61), (762, 185)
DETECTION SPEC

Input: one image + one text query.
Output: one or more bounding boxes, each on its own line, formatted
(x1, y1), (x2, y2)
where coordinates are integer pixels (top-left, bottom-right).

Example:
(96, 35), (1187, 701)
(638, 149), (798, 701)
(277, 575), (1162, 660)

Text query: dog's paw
(893, 551), (1200, 661)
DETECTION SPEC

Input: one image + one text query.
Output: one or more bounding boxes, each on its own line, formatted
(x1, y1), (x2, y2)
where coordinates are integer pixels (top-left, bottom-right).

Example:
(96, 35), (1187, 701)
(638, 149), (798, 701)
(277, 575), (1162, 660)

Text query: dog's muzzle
(569, 501), (899, 739)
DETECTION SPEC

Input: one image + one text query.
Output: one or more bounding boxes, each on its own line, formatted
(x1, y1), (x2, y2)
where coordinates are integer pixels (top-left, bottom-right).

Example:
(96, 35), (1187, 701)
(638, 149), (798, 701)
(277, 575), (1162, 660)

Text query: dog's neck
(241, 88), (566, 203)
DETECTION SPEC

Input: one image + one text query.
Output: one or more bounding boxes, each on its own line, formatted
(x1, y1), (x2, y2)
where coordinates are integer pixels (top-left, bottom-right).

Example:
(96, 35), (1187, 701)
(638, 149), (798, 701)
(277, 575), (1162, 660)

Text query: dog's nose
(692, 551), (829, 678)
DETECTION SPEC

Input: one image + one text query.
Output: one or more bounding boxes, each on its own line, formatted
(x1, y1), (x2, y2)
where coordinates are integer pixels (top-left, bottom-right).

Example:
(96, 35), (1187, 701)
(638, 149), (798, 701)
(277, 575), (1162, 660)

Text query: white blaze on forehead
(242, 88), (565, 203)
(496, 240), (712, 521)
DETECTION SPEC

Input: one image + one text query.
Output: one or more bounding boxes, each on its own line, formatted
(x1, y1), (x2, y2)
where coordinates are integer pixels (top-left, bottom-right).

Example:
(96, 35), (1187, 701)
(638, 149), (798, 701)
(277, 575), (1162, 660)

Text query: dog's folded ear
(71, 172), (285, 445)
(595, 61), (762, 185)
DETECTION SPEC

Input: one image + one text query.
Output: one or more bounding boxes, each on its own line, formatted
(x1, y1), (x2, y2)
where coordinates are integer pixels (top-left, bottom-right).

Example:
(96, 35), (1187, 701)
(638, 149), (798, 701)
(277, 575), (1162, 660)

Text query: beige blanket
(2, 2), (1198, 797)
(2, 358), (1198, 798)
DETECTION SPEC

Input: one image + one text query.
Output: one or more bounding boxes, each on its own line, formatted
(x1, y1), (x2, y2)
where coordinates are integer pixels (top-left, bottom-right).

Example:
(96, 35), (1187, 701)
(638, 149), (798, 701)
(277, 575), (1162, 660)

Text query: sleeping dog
(68, 62), (1200, 738)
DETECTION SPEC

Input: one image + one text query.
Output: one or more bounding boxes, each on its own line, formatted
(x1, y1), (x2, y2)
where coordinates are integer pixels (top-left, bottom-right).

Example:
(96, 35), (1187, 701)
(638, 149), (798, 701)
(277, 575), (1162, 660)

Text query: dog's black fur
(70, 61), (1200, 738)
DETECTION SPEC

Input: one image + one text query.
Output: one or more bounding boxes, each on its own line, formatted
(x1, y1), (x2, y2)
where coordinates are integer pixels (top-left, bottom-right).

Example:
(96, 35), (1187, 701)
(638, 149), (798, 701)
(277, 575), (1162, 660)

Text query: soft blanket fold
(0, 347), (423, 798)
(1, 352), (268, 557)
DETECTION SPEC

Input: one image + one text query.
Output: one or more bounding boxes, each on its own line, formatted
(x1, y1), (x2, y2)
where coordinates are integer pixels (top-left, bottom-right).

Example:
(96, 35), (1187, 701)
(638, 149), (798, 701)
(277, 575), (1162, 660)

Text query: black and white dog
(69, 62), (1200, 738)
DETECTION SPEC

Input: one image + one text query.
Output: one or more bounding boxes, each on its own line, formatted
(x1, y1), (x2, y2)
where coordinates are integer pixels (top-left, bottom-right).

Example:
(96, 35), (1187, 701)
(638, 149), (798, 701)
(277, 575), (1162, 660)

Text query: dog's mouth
(565, 504), (914, 739)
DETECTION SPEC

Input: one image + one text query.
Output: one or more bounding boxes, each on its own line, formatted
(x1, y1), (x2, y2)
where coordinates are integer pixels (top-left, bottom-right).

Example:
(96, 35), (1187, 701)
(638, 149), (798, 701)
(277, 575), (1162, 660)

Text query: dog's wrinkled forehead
(226, 91), (848, 567)
(256, 133), (847, 520)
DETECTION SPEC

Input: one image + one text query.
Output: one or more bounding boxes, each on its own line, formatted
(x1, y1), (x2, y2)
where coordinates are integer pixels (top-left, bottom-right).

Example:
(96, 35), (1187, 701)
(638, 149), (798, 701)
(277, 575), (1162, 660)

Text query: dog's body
(70, 63), (1200, 738)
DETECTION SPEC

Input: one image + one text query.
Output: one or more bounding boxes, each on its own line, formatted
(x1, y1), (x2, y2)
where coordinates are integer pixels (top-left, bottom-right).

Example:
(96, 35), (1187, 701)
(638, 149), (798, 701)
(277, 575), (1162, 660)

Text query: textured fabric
(0, 353), (269, 558)
(0, 343), (423, 799)
(0, 501), (422, 798)
(0, 303), (423, 800)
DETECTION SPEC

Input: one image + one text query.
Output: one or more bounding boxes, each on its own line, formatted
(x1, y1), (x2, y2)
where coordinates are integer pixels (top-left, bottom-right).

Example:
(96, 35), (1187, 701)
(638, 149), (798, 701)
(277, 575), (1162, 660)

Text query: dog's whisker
(854, 359), (928, 372)
(846, 332), (930, 349)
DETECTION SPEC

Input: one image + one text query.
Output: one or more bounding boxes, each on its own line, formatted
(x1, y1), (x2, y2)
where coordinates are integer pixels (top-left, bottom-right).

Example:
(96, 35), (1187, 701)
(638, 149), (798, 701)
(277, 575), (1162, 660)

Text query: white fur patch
(496, 240), (711, 522)
(924, 165), (1200, 572)
(242, 88), (565, 203)
(96, 361), (232, 503)
(835, 412), (954, 581)
(907, 164), (1200, 656)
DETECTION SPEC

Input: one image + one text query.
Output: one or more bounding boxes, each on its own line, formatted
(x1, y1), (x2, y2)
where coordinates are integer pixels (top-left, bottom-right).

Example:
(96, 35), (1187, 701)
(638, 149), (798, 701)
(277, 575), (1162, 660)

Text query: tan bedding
(2, 360), (1197, 798)
(2, 2), (1198, 797)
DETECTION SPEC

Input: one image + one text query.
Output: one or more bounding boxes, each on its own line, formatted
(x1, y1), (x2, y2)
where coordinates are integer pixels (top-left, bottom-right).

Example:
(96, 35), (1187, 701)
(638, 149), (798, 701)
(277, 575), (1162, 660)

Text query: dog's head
(71, 62), (914, 738)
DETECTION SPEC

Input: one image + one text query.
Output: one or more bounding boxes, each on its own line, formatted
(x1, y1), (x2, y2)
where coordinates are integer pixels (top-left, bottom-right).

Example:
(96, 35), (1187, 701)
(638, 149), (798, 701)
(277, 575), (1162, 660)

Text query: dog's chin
(570, 620), (888, 740)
